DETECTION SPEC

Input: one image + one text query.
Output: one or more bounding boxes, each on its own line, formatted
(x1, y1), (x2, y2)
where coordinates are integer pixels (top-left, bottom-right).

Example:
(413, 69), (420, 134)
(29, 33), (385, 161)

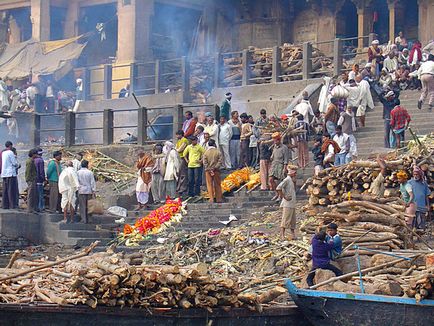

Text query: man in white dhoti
(58, 161), (79, 223)
(355, 75), (374, 127)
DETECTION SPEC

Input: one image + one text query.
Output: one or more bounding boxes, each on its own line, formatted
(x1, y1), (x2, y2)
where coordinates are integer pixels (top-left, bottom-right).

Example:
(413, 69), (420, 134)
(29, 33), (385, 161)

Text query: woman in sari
(135, 151), (154, 210)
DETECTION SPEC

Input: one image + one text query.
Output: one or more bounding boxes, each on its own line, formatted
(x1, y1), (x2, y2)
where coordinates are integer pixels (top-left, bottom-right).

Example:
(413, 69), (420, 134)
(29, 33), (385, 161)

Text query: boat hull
(285, 279), (434, 326)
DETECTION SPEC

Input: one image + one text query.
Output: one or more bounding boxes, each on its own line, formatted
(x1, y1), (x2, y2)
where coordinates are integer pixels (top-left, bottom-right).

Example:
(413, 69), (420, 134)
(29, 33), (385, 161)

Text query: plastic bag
(107, 206), (128, 217)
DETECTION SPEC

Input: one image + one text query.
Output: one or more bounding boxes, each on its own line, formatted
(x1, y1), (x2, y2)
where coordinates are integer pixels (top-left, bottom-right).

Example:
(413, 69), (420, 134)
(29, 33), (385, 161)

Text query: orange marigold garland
(117, 198), (186, 246)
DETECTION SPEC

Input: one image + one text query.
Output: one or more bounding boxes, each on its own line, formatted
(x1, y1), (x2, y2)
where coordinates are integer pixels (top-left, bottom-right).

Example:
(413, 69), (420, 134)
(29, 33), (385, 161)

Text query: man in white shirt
(59, 161), (80, 223)
(416, 54), (434, 110)
(218, 116), (232, 169)
(1, 141), (19, 209)
(383, 52), (398, 74)
(77, 160), (96, 223)
(204, 113), (219, 147)
(332, 126), (350, 167)
(294, 91), (314, 123)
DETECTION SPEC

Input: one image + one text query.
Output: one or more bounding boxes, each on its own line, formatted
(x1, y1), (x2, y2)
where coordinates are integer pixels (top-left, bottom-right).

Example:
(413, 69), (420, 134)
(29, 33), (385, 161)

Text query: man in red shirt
(390, 100), (411, 148)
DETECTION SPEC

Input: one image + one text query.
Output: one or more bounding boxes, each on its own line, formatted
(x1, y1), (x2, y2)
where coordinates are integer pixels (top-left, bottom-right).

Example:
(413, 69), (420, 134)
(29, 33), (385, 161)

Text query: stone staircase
(356, 90), (433, 157)
(44, 188), (284, 248)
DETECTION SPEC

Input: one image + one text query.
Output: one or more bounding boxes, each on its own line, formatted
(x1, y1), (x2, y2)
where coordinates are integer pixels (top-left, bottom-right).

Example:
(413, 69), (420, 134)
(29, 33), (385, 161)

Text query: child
(326, 223), (342, 260)
(306, 228), (343, 287)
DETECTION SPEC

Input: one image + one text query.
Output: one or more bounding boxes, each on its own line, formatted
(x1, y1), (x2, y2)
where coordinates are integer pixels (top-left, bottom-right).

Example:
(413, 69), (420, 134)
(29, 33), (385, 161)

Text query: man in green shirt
(183, 136), (205, 197)
(175, 130), (189, 198)
(25, 149), (38, 213)
(47, 150), (62, 213)
(220, 92), (232, 121)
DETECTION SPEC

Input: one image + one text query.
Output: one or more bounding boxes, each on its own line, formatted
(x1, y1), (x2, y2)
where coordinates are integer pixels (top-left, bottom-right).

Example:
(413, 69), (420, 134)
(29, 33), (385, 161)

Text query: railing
(31, 104), (218, 147)
(77, 33), (377, 101)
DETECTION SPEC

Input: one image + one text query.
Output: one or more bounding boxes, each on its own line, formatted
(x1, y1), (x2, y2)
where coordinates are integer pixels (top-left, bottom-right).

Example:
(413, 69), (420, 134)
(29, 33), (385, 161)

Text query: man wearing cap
(183, 136), (205, 197)
(269, 132), (290, 199)
(220, 92), (232, 121)
(276, 167), (297, 240)
(380, 90), (400, 148)
(368, 40), (383, 76)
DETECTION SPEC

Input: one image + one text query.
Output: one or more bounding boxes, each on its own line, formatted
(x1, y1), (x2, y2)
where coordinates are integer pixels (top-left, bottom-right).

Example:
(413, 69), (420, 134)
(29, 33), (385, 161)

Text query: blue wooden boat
(285, 279), (434, 326)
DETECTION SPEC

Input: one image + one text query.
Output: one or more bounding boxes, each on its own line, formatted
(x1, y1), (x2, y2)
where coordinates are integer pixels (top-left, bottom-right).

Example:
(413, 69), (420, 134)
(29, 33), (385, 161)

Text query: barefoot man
(276, 166), (297, 240)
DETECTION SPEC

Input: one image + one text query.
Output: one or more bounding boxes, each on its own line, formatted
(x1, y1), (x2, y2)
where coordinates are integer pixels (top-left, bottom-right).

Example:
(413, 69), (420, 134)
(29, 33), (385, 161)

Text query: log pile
(406, 269), (434, 302)
(190, 57), (214, 104)
(304, 152), (433, 206)
(0, 243), (288, 311)
(301, 195), (410, 256)
(221, 44), (338, 87)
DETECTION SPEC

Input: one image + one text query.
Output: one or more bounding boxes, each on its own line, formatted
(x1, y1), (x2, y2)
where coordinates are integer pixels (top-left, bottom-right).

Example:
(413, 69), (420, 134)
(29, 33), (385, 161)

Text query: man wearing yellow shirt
(183, 136), (205, 197)
(176, 130), (189, 198)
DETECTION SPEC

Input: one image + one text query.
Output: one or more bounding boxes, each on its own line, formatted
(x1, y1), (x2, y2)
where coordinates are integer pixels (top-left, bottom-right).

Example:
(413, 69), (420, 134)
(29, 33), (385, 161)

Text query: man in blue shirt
(408, 166), (430, 230)
(306, 229), (343, 287)
(326, 223), (343, 260)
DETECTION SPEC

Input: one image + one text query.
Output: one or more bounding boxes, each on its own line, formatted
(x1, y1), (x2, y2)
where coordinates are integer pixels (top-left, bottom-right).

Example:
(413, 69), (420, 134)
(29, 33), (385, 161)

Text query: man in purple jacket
(34, 148), (45, 212)
(306, 229), (343, 287)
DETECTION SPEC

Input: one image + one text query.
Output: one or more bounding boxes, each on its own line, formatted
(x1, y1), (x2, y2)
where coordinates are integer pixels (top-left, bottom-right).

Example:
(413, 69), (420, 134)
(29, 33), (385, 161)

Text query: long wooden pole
(0, 241), (99, 283)
(310, 256), (411, 290)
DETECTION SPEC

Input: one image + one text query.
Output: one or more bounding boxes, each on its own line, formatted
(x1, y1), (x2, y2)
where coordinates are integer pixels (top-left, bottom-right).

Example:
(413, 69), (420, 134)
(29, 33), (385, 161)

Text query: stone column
(64, 0), (79, 38)
(388, 0), (396, 43)
(357, 8), (366, 49)
(31, 0), (50, 41)
(117, 0), (154, 63)
(418, 0), (434, 45)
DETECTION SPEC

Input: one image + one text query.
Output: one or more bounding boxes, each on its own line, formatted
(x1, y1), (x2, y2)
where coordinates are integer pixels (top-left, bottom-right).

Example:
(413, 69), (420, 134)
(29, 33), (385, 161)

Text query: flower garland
(117, 198), (186, 246)
(221, 167), (254, 193)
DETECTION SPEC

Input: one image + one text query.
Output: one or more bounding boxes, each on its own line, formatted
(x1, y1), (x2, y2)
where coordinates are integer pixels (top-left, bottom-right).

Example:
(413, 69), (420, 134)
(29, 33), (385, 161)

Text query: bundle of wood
(0, 243), (286, 311)
(190, 57), (214, 103)
(406, 268), (434, 302)
(301, 195), (411, 256)
(304, 152), (434, 206)
(221, 44), (339, 87)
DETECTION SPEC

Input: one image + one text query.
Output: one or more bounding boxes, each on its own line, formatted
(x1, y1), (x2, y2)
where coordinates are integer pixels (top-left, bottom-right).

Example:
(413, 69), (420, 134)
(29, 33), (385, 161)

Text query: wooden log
(257, 286), (287, 303)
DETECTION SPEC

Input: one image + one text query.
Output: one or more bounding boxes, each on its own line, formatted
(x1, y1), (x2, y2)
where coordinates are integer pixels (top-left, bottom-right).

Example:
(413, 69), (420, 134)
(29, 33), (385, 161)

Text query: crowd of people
(0, 76), (81, 116)
(1, 145), (96, 224)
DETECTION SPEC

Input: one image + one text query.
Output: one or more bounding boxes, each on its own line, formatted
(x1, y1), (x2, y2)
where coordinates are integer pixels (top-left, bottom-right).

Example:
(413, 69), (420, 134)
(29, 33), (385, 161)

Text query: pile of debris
(0, 242), (291, 311)
(222, 44), (338, 87)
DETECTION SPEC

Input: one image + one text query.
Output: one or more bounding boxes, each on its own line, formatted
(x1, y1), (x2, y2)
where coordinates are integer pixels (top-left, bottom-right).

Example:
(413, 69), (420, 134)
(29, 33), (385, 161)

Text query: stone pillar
(31, 0), (50, 41)
(117, 0), (154, 63)
(388, 0), (396, 43)
(357, 8), (365, 49)
(8, 17), (21, 44)
(64, 0), (79, 38)
(418, 0), (434, 45)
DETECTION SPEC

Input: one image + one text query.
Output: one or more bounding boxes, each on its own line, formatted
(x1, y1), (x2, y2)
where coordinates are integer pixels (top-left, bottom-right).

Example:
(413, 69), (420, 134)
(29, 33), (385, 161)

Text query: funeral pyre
(0, 210), (311, 311)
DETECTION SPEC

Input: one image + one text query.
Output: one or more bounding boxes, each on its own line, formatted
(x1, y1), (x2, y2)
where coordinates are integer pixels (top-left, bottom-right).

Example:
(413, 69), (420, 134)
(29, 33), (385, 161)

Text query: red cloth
(409, 42), (422, 64)
(184, 119), (197, 138)
(390, 106), (411, 130)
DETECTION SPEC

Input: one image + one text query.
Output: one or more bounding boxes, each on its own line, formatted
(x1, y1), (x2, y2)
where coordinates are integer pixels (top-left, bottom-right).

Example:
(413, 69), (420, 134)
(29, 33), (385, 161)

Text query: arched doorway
(336, 0), (358, 39)
(371, 0), (389, 43)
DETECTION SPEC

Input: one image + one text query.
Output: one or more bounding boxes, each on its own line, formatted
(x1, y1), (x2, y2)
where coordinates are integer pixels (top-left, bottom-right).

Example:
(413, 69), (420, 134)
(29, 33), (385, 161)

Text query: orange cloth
(136, 154), (154, 184)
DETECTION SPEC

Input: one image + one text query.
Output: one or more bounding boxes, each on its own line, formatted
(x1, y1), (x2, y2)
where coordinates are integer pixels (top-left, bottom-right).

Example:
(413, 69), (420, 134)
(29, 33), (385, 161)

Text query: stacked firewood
(221, 44), (337, 87)
(190, 57), (214, 103)
(406, 269), (434, 302)
(0, 244), (287, 311)
(301, 195), (410, 256)
(304, 154), (433, 206)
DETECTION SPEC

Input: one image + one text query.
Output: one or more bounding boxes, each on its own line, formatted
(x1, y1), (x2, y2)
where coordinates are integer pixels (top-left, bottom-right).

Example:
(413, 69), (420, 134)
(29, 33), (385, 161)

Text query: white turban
(372, 40), (379, 45)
